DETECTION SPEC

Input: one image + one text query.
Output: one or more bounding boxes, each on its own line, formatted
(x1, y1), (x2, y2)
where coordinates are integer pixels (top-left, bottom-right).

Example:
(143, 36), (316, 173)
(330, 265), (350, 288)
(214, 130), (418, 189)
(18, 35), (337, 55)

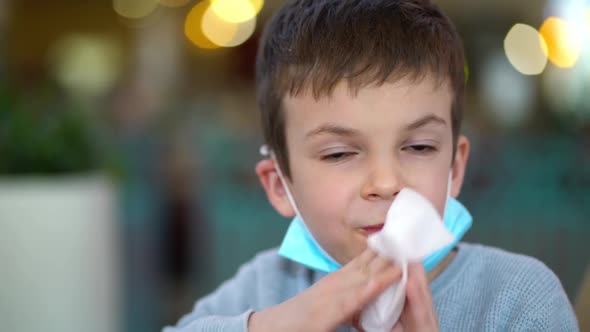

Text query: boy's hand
(391, 263), (439, 332)
(248, 248), (402, 332)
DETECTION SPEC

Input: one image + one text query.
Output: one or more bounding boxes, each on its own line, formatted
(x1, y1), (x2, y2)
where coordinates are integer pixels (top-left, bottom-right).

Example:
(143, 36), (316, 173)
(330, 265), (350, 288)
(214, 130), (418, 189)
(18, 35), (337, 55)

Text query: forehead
(282, 75), (453, 133)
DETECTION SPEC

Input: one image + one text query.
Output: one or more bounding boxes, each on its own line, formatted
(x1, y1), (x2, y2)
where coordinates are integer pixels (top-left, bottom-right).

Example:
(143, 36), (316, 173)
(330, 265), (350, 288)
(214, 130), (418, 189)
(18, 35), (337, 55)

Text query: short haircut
(256, 0), (466, 178)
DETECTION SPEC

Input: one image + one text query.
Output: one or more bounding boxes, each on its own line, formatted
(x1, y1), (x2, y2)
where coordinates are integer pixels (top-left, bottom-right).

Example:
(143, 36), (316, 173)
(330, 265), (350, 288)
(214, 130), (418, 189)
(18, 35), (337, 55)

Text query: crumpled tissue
(360, 188), (454, 332)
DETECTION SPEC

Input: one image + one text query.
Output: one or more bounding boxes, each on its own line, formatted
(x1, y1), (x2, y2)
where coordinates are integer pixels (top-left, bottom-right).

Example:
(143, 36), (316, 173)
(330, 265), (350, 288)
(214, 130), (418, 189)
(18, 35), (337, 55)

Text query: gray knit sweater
(164, 243), (579, 331)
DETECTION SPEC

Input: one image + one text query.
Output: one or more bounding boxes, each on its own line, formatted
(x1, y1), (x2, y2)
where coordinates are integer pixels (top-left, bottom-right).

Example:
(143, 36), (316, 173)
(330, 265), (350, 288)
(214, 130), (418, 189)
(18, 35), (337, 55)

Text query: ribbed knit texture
(164, 243), (579, 332)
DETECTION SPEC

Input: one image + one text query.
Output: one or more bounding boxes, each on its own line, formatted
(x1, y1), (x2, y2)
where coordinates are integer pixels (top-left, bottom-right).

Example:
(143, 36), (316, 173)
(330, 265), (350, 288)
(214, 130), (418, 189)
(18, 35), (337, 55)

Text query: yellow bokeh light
(202, 5), (256, 47)
(540, 17), (582, 68)
(250, 0), (264, 14)
(504, 23), (548, 75)
(49, 35), (123, 99)
(113, 0), (159, 19)
(210, 0), (257, 23)
(159, 0), (190, 7)
(185, 2), (219, 49)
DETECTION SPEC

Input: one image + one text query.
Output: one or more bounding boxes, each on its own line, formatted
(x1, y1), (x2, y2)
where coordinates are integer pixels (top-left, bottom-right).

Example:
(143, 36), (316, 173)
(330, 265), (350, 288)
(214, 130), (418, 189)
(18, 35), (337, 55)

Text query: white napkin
(360, 188), (455, 332)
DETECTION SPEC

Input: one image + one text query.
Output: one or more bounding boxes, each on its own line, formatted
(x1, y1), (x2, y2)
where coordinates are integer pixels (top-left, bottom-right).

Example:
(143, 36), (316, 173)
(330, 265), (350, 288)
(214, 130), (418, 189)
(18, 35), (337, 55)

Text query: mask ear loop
(259, 144), (302, 216)
(443, 172), (453, 221)
(260, 144), (341, 266)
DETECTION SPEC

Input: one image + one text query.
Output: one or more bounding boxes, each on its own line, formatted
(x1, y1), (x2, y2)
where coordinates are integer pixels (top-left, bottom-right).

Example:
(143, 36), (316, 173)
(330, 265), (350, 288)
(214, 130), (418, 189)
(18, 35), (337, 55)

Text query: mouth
(361, 223), (385, 235)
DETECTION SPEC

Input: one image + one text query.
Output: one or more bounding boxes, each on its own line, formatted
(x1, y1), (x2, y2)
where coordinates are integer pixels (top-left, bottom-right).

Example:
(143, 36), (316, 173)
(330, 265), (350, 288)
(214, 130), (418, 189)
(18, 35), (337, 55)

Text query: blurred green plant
(0, 81), (115, 175)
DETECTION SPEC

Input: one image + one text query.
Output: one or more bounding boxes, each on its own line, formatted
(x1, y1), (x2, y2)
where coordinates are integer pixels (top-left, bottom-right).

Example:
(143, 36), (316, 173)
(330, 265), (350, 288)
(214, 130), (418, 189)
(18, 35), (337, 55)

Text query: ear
(450, 135), (470, 198)
(255, 159), (296, 218)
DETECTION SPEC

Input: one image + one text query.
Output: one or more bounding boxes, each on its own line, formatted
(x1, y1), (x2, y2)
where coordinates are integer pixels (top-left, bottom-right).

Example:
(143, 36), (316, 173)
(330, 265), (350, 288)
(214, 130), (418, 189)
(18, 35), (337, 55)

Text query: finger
(363, 263), (403, 299)
(330, 250), (386, 313)
(407, 263), (433, 307)
(367, 254), (395, 275)
(305, 251), (400, 330)
(373, 261), (402, 285)
(404, 263), (438, 328)
(344, 248), (377, 278)
(348, 262), (402, 312)
(355, 247), (378, 268)
(334, 250), (402, 325)
(351, 312), (365, 332)
(390, 320), (404, 332)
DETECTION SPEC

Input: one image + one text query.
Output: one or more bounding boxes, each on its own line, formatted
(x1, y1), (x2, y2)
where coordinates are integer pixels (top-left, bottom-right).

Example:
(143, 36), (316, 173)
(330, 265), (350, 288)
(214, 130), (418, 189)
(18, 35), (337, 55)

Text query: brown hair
(256, 0), (465, 179)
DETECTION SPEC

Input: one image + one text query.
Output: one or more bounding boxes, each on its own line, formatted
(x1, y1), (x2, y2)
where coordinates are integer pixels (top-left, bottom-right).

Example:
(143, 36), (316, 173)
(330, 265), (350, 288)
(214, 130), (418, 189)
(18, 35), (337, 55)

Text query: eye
(403, 144), (437, 154)
(320, 151), (357, 162)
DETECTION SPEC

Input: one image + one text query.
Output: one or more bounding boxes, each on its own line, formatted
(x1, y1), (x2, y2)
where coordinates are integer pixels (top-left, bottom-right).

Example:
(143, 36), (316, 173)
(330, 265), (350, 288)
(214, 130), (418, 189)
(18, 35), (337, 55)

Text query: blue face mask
(278, 196), (472, 273)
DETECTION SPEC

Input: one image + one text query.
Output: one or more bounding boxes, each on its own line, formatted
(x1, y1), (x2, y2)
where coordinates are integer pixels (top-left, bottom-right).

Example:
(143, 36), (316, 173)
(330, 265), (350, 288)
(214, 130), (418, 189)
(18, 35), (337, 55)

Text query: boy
(165, 0), (579, 330)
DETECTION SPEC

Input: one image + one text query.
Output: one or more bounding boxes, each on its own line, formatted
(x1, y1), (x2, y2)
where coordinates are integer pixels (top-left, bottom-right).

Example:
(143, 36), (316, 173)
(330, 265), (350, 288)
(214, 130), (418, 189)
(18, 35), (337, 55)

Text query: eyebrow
(305, 123), (361, 140)
(405, 114), (447, 131)
(305, 114), (447, 140)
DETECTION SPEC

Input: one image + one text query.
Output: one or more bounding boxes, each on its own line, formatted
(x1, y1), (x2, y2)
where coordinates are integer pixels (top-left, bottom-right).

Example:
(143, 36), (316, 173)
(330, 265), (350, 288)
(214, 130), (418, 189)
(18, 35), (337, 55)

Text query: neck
(427, 247), (457, 282)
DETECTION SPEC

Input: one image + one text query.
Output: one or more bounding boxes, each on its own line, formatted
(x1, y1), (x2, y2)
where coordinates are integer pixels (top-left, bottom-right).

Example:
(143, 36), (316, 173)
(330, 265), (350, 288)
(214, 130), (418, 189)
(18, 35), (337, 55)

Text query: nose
(360, 156), (402, 201)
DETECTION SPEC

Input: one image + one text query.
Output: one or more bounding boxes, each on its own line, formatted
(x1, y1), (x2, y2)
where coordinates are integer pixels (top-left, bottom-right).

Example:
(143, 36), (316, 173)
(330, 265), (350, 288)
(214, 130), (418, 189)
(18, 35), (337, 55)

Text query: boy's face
(257, 75), (470, 265)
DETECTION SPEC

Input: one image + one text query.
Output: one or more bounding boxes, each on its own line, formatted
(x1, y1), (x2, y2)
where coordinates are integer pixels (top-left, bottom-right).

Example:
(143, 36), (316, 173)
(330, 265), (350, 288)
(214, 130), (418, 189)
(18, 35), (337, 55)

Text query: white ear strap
(447, 172), (453, 198)
(260, 144), (302, 216)
(443, 172), (453, 219)
(272, 156), (302, 217)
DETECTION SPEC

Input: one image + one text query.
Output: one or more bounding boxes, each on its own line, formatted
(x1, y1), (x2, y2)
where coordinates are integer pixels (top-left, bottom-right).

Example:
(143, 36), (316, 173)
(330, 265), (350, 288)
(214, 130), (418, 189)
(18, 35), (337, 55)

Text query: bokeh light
(184, 1), (219, 49)
(249, 0), (264, 14)
(542, 24), (590, 125)
(540, 16), (582, 68)
(48, 34), (123, 100)
(542, 64), (590, 126)
(201, 5), (256, 47)
(210, 0), (257, 23)
(159, 0), (191, 8)
(543, 66), (580, 115)
(504, 23), (548, 75)
(481, 51), (535, 127)
(113, 0), (159, 19)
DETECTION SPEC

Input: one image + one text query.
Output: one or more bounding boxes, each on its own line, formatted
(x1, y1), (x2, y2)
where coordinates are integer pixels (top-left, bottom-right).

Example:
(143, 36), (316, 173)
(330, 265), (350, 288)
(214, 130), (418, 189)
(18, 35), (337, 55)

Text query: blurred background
(0, 0), (588, 331)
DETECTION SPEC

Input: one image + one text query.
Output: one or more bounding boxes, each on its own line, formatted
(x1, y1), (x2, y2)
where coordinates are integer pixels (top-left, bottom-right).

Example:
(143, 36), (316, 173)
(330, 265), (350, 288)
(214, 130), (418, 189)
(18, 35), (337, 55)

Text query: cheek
(407, 173), (448, 218)
(430, 191), (448, 218)
(295, 174), (352, 220)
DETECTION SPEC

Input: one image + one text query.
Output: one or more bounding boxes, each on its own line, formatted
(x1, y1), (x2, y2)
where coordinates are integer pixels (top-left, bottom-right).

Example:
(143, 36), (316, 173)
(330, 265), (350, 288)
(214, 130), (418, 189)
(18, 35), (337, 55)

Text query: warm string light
(159, 0), (191, 8)
(185, 0), (261, 48)
(504, 3), (589, 75)
(112, 0), (262, 48)
(504, 23), (548, 75)
(210, 0), (258, 23)
(500, 1), (590, 125)
(113, 0), (159, 19)
(184, 1), (219, 49)
(200, 4), (256, 47)
(540, 17), (582, 68)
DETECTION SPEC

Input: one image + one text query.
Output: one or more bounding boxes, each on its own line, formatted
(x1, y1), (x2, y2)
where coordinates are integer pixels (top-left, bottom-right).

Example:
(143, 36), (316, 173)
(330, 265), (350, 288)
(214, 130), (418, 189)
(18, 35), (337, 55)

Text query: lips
(361, 223), (385, 235)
